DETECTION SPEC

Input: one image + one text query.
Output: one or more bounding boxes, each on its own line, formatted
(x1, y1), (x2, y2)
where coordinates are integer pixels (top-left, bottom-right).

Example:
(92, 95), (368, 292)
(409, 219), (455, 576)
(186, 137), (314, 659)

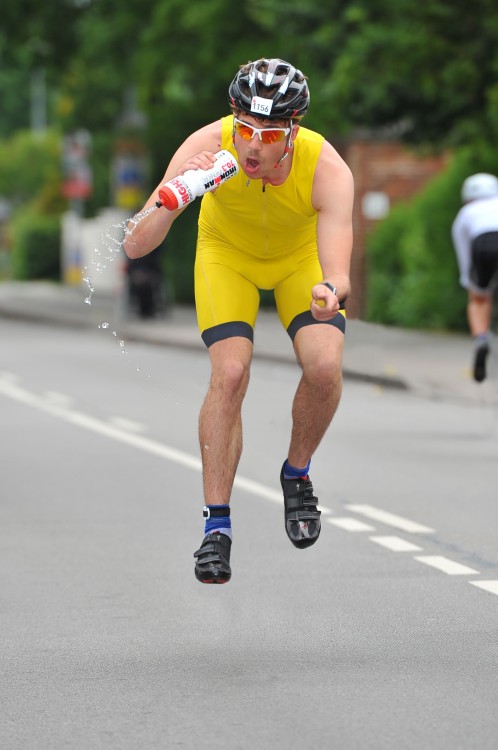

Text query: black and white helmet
(228, 58), (310, 120)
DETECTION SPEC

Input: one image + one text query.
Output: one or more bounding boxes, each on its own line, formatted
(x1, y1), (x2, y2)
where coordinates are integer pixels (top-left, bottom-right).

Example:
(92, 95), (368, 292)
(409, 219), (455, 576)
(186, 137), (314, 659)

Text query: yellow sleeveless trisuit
(195, 115), (346, 346)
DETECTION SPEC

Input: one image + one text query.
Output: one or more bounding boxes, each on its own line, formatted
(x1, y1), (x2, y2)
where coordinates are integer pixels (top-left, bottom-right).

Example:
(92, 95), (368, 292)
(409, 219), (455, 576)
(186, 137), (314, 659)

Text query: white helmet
(461, 173), (498, 202)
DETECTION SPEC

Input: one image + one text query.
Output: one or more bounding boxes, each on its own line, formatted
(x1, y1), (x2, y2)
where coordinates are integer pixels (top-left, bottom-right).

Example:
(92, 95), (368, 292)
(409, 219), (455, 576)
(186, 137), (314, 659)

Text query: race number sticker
(251, 96), (273, 116)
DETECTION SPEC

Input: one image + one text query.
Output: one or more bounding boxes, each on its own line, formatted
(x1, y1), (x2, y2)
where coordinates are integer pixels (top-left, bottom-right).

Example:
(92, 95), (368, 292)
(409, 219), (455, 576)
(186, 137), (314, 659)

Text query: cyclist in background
(452, 173), (498, 382)
(124, 58), (354, 583)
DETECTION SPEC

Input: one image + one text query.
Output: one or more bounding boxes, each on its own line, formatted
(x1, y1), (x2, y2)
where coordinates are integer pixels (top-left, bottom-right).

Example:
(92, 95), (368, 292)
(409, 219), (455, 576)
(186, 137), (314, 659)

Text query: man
(124, 58), (354, 583)
(452, 172), (498, 382)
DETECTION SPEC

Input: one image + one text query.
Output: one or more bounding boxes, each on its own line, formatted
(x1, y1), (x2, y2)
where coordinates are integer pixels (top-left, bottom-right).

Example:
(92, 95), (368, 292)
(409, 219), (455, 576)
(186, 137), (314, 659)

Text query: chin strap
(273, 128), (294, 169)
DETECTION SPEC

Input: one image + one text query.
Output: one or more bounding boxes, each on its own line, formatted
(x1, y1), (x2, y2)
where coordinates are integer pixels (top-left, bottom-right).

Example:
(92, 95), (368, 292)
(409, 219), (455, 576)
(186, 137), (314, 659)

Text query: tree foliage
(1, 0), (498, 313)
(2, 0), (497, 149)
(327, 0), (498, 145)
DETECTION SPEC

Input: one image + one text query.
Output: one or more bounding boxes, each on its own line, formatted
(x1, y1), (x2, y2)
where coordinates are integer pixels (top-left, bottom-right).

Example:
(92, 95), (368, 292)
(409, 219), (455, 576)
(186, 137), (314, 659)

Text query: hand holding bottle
(156, 150), (239, 211)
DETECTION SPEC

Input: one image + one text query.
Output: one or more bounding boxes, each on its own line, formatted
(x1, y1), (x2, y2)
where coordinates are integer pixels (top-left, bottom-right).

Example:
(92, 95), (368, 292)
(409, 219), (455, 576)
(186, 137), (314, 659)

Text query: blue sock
(283, 458), (311, 479)
(204, 504), (232, 539)
(475, 333), (489, 345)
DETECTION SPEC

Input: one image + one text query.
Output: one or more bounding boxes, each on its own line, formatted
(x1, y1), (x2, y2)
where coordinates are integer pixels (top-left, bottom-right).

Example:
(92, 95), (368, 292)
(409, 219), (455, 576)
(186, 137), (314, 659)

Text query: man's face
(232, 113), (296, 179)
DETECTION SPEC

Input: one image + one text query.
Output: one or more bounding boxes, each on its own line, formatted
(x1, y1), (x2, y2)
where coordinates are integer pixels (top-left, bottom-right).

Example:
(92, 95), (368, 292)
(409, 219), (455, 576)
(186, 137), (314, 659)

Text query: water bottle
(156, 150), (239, 211)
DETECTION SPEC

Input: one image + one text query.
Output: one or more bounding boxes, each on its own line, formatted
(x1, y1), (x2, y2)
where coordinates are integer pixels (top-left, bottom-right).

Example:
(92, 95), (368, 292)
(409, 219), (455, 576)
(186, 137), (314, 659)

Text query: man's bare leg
(279, 324), (344, 549)
(194, 336), (253, 583)
(287, 324), (344, 468)
(199, 337), (253, 505)
(467, 291), (492, 337)
(467, 291), (492, 382)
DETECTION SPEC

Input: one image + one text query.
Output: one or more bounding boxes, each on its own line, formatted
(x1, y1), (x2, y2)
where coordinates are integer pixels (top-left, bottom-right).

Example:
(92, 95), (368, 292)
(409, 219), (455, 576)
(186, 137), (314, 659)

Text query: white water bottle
(156, 150), (239, 211)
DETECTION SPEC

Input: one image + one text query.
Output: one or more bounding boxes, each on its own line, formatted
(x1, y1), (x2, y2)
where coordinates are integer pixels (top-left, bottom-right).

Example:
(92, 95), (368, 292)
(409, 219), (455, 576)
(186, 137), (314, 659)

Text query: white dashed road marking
(346, 504), (435, 534)
(370, 535), (423, 552)
(470, 581), (498, 597)
(414, 556), (480, 576)
(327, 517), (375, 532)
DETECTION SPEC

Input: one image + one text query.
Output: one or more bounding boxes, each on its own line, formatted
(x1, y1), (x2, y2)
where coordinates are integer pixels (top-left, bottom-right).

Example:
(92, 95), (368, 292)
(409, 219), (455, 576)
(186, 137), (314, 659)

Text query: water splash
(80, 205), (161, 384)
(82, 276), (95, 304)
(82, 204), (159, 305)
(123, 204), (158, 242)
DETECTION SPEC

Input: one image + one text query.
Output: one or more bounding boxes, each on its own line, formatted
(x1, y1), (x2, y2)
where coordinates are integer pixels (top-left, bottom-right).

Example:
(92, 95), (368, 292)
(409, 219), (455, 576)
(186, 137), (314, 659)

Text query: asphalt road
(2, 317), (498, 750)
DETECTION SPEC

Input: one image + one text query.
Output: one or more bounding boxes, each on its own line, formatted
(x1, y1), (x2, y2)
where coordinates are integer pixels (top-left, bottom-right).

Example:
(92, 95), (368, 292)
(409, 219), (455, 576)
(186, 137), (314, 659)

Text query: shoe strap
(203, 505), (231, 519)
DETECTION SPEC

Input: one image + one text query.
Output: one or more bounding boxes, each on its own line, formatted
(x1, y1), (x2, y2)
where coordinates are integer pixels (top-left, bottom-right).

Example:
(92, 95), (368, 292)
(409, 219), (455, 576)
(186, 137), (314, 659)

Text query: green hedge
(11, 211), (61, 281)
(365, 144), (498, 331)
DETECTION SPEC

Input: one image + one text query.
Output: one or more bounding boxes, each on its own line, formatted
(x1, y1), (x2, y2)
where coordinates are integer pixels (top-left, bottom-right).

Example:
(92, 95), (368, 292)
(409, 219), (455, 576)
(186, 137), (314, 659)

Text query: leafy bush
(0, 130), (66, 280)
(10, 210), (61, 280)
(0, 130), (63, 213)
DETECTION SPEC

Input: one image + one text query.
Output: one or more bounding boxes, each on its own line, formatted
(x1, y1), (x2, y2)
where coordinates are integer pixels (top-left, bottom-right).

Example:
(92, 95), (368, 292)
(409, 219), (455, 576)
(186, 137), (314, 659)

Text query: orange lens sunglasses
(233, 117), (290, 144)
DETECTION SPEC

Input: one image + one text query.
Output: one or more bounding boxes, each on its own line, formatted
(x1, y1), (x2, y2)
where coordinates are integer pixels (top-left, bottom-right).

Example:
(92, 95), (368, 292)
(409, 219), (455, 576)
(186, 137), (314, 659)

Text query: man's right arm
(451, 210), (472, 289)
(123, 121), (222, 259)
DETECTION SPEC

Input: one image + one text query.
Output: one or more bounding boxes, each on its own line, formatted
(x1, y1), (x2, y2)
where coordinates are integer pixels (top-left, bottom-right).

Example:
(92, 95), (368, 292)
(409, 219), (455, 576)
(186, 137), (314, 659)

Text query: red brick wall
(342, 141), (449, 319)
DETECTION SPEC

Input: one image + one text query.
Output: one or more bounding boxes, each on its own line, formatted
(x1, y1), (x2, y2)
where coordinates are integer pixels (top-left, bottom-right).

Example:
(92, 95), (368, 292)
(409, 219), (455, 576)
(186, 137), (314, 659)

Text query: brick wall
(342, 140), (449, 319)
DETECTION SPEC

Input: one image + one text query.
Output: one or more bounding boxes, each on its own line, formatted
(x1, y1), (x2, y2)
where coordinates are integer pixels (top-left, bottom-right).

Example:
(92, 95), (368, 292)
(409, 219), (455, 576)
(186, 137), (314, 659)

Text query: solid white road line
(346, 504), (434, 534)
(108, 416), (146, 433)
(414, 555), (479, 576)
(44, 391), (74, 407)
(327, 517), (375, 532)
(370, 535), (423, 552)
(0, 378), (285, 505)
(0, 378), (344, 510)
(469, 581), (498, 596)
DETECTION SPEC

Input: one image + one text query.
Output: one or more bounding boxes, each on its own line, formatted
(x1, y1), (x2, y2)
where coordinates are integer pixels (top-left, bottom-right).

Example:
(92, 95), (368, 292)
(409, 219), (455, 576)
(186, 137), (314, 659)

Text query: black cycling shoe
(474, 342), (489, 383)
(280, 465), (321, 549)
(193, 532), (232, 584)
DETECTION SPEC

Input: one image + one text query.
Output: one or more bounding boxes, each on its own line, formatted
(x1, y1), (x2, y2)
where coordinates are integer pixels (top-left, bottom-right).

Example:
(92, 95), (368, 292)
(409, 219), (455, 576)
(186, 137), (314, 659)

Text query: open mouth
(245, 157), (260, 174)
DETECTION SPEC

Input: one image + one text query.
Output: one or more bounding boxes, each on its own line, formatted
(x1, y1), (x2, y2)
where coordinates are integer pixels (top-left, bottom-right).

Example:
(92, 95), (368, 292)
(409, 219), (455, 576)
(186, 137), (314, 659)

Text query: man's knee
(294, 326), (343, 386)
(302, 352), (342, 389)
(210, 341), (252, 396)
(217, 358), (250, 392)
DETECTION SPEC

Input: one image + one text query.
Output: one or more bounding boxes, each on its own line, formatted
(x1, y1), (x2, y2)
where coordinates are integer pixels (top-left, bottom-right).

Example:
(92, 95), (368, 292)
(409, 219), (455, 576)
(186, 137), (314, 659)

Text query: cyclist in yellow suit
(125, 58), (354, 584)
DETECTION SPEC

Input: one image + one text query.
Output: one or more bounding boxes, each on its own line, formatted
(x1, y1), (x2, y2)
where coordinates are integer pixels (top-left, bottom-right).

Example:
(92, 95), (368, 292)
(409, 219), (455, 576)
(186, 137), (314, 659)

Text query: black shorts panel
(471, 232), (498, 290)
(201, 321), (254, 348)
(286, 309), (346, 341)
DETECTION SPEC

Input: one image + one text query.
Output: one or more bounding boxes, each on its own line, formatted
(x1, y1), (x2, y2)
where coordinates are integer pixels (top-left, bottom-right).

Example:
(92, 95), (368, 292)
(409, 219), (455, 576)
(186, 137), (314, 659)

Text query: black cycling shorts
(471, 232), (498, 291)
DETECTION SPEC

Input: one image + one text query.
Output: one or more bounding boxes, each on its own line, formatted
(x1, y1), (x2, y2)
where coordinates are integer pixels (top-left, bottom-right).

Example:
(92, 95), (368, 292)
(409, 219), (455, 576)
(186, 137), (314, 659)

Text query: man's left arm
(310, 141), (354, 320)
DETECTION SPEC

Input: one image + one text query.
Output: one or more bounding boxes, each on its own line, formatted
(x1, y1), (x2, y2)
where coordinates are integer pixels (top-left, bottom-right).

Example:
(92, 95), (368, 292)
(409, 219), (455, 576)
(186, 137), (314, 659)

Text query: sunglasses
(233, 117), (291, 144)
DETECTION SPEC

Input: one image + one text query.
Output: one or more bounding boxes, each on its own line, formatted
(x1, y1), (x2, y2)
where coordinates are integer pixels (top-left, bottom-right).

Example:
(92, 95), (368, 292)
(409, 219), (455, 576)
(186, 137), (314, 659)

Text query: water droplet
(84, 297), (92, 305)
(101, 322), (109, 329)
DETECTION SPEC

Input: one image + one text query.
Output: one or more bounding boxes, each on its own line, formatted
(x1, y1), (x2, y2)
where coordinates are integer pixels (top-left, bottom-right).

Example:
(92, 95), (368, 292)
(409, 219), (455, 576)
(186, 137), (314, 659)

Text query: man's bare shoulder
(312, 140), (354, 210)
(180, 119), (224, 155)
(317, 139), (352, 176)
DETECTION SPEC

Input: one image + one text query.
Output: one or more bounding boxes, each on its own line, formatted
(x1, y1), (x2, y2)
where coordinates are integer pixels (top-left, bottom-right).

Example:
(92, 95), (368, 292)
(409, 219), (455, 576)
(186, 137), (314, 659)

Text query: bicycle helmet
(461, 173), (498, 202)
(228, 58), (310, 120)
